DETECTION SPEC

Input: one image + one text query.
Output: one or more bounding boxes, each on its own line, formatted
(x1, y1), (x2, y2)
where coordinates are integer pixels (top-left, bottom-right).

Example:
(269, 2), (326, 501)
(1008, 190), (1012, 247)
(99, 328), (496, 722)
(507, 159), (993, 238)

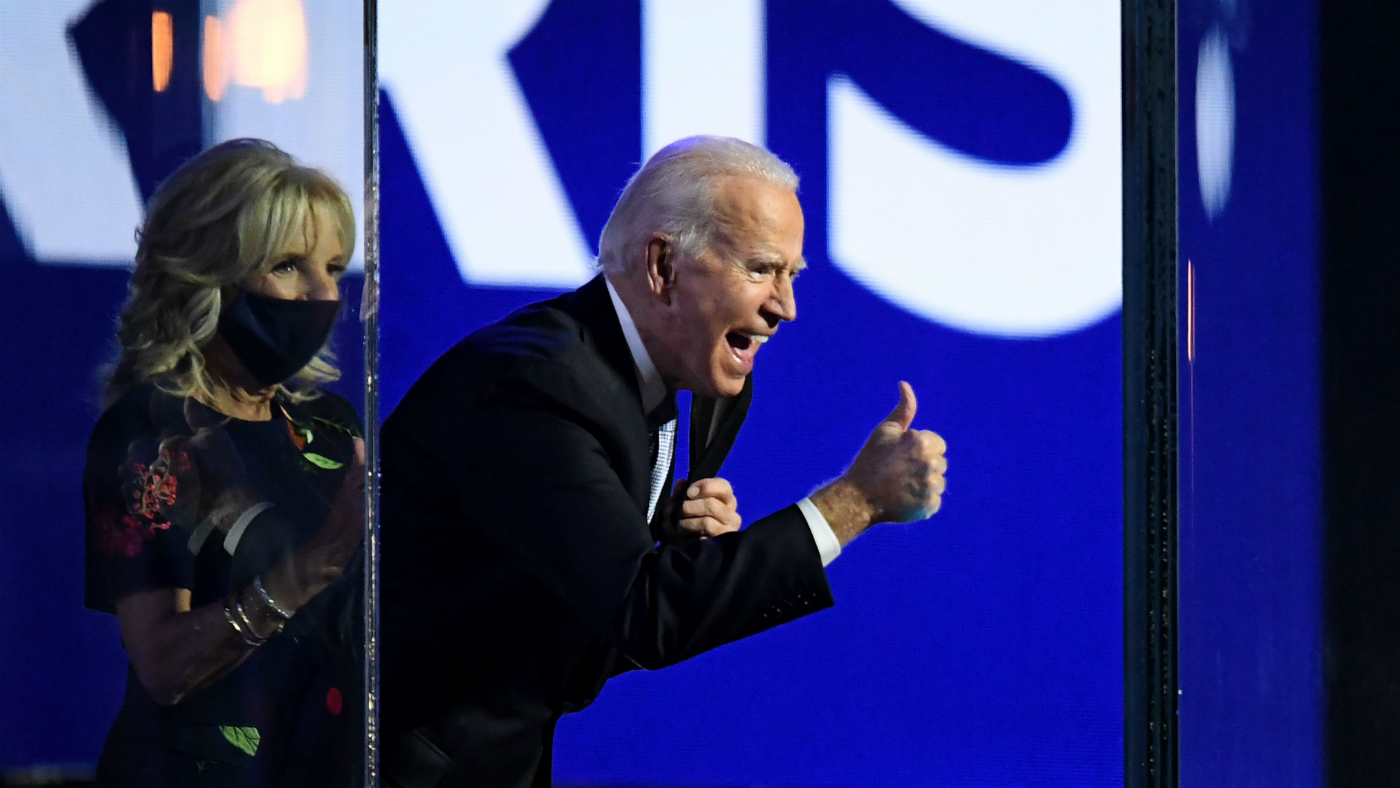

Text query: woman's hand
(170, 419), (261, 535)
(114, 440), (366, 706)
(261, 438), (366, 613)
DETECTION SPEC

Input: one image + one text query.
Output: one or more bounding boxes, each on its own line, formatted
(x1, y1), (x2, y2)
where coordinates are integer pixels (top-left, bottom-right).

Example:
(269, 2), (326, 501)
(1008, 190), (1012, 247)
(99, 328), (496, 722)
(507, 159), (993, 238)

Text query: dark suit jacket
(379, 276), (835, 787)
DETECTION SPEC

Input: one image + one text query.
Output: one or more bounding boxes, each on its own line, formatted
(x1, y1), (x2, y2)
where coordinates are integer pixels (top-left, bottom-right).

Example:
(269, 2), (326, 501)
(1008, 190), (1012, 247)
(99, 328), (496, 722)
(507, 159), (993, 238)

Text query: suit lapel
(688, 374), (753, 483)
(557, 276), (653, 518)
(561, 276), (755, 529)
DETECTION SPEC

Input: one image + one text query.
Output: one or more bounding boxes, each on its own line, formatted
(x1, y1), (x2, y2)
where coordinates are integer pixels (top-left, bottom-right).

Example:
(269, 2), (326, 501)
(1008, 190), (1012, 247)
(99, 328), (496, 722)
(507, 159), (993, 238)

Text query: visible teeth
(745, 334), (768, 344)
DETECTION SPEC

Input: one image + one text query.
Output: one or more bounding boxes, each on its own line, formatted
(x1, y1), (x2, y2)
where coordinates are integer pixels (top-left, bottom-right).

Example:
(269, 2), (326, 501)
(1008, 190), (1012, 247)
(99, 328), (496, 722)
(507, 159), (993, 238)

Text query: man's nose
(765, 277), (797, 323)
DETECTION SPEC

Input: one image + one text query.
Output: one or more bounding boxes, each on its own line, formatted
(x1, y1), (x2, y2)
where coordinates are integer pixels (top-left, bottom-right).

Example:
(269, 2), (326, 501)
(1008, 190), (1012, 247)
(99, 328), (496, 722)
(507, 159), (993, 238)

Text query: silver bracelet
(235, 596), (282, 642)
(223, 597), (266, 647)
(251, 575), (293, 621)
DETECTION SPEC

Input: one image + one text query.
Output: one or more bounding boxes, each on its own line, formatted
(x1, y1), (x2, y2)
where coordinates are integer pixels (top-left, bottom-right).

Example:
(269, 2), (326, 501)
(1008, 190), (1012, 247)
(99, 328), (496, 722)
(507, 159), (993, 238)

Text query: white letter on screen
(379, 1), (593, 288)
(0, 2), (144, 265)
(642, 0), (764, 157)
(828, 0), (1122, 338)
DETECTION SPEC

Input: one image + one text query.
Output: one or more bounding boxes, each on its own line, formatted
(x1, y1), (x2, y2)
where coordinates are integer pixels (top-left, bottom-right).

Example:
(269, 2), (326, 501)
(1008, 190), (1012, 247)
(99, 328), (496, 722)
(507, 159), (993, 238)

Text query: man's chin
(705, 372), (748, 399)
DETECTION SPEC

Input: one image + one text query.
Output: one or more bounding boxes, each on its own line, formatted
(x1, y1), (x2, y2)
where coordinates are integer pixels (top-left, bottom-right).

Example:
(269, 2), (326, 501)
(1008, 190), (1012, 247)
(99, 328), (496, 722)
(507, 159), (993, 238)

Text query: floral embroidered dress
(83, 382), (363, 787)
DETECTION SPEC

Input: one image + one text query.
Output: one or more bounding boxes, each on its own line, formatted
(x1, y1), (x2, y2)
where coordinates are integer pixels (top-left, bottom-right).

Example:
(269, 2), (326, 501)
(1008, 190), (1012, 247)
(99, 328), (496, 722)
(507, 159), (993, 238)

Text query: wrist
(223, 585), (282, 645)
(810, 477), (878, 545)
(263, 545), (341, 614)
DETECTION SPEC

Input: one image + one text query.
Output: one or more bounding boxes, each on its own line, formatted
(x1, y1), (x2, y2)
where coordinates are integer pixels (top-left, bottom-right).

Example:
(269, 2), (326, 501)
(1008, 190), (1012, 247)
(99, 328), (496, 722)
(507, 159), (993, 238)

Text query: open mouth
(725, 331), (768, 370)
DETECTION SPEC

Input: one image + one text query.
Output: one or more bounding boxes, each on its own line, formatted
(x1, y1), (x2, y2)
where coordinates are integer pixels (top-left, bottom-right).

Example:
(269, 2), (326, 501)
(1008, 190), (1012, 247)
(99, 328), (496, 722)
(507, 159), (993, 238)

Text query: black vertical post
(1123, 1), (1178, 787)
(1321, 4), (1400, 786)
(363, 0), (381, 784)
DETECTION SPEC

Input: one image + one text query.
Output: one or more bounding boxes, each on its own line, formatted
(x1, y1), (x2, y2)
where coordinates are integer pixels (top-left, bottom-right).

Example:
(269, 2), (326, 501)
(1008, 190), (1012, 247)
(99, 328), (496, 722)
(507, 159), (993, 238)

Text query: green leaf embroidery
(219, 725), (260, 757)
(302, 452), (344, 470)
(313, 415), (363, 438)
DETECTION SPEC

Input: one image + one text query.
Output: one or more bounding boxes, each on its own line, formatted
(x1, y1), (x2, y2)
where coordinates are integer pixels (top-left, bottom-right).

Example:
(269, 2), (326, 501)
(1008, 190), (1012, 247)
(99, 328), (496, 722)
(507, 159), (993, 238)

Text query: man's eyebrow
(746, 252), (805, 271)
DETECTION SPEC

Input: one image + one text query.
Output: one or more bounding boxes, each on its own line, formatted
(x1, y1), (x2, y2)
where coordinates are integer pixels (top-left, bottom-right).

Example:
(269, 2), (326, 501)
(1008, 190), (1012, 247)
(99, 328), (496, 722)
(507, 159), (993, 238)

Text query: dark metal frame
(1122, 0), (1178, 786)
(363, 0), (383, 783)
(354, 3), (1181, 784)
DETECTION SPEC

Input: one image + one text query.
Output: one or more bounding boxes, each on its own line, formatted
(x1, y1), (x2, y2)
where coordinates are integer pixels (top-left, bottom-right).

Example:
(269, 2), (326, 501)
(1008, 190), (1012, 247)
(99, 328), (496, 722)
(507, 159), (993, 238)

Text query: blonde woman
(84, 139), (366, 786)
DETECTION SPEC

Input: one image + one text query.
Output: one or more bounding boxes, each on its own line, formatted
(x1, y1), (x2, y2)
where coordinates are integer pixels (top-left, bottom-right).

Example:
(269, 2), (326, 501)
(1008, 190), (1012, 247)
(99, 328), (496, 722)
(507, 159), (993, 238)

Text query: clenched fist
(661, 477), (743, 542)
(813, 382), (947, 544)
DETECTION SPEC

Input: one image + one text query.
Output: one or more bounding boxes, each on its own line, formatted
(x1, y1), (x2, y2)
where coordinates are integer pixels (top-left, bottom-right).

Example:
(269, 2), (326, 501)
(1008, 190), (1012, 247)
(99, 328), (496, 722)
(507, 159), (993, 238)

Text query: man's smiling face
(656, 175), (806, 398)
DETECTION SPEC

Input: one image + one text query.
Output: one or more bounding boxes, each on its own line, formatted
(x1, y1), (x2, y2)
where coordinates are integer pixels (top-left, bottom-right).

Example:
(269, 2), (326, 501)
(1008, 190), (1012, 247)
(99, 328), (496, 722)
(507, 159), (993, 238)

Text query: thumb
(883, 381), (917, 431)
(351, 437), (366, 468)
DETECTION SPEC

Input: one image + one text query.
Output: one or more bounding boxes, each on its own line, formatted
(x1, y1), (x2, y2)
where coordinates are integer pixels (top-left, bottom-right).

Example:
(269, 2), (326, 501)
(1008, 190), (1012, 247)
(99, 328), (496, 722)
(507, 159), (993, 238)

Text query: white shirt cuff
(796, 497), (841, 567)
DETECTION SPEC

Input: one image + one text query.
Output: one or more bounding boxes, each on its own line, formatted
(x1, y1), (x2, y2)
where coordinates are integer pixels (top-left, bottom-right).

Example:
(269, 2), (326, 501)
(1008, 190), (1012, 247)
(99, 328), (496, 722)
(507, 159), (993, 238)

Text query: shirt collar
(604, 276), (668, 414)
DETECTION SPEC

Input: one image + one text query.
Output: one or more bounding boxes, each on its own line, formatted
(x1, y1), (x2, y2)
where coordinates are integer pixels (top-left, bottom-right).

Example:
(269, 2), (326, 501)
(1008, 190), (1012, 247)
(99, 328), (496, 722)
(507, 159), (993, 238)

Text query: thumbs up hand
(813, 382), (948, 542)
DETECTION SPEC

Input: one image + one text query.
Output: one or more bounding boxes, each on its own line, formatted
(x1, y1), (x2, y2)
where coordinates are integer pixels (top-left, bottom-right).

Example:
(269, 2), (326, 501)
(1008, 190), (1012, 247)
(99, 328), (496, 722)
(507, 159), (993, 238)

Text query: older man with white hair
(378, 136), (948, 788)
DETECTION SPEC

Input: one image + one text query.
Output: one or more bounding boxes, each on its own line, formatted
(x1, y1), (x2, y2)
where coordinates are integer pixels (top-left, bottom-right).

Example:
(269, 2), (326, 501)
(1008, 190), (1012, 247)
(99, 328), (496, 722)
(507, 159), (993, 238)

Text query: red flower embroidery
(95, 508), (165, 558)
(127, 446), (185, 517)
(101, 444), (189, 558)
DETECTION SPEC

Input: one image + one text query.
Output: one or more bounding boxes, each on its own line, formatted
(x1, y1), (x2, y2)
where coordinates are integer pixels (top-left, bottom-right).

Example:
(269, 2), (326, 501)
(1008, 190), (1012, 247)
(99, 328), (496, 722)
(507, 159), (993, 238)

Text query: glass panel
(1178, 0), (1322, 785)
(0, 1), (371, 785)
(374, 2), (1122, 786)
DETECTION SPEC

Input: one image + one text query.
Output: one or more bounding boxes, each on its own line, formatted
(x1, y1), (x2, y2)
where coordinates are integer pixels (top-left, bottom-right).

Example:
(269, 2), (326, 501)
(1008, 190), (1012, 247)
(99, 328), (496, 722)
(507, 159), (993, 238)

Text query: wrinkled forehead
(710, 176), (804, 255)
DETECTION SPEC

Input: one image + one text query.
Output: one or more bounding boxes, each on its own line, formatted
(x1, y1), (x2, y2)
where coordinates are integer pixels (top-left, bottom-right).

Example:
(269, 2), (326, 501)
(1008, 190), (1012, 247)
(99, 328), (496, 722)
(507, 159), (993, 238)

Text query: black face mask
(217, 291), (341, 386)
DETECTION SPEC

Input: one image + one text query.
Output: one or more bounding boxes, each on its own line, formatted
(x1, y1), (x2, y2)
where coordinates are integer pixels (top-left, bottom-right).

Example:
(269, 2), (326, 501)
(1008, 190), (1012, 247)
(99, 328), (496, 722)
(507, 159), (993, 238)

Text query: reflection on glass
(84, 139), (365, 785)
(207, 0), (309, 104)
(152, 12), (174, 93)
(1178, 2), (1323, 785)
(0, 1), (366, 784)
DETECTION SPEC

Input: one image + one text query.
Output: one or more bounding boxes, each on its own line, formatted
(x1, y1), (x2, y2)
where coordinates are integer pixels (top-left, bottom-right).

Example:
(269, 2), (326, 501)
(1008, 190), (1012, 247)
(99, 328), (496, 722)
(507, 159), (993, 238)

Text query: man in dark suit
(379, 136), (948, 787)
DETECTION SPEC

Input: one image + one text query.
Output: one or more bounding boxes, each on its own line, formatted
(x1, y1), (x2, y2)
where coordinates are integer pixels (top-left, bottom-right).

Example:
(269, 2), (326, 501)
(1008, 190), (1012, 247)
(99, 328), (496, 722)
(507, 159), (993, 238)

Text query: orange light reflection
(227, 0), (308, 104)
(1187, 259), (1196, 363)
(152, 12), (173, 93)
(203, 15), (227, 101)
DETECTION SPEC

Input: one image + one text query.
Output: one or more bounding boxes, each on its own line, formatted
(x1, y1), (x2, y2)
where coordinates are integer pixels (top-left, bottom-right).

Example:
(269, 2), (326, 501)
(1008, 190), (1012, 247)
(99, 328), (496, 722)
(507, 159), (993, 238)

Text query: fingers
(673, 477), (741, 538)
(677, 515), (741, 537)
(883, 381), (918, 431)
(891, 429), (947, 523)
(916, 430), (947, 497)
(685, 477), (735, 506)
(351, 437), (366, 468)
(680, 495), (739, 523)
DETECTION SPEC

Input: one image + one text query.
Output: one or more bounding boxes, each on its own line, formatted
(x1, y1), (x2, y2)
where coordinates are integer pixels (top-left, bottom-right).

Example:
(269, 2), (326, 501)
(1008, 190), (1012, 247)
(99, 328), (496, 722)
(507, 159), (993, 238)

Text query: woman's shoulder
(89, 382), (188, 452)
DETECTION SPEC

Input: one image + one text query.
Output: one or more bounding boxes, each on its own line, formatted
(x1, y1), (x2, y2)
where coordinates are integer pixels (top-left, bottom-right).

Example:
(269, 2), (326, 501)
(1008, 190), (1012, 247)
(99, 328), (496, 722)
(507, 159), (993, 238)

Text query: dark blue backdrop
(1177, 1), (1322, 786)
(380, 2), (1122, 785)
(1, 2), (1128, 785)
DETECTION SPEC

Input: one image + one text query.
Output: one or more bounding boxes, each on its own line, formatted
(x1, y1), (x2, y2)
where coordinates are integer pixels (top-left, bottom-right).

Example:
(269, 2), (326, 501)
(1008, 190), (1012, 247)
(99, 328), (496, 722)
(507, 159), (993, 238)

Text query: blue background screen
(0, 2), (1129, 785)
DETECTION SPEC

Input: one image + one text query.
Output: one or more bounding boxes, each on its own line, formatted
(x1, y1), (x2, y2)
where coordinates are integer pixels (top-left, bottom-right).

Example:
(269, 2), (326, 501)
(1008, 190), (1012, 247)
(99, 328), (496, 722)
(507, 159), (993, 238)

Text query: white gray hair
(597, 135), (799, 275)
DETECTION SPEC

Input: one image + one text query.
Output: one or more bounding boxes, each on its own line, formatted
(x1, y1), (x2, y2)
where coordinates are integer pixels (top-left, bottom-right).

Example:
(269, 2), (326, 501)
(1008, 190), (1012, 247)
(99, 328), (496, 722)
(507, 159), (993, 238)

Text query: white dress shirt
(605, 278), (842, 567)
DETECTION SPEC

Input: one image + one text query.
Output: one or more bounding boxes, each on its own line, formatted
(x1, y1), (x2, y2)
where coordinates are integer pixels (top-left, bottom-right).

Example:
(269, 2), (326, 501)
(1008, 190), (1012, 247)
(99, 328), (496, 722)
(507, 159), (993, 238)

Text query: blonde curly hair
(105, 138), (356, 407)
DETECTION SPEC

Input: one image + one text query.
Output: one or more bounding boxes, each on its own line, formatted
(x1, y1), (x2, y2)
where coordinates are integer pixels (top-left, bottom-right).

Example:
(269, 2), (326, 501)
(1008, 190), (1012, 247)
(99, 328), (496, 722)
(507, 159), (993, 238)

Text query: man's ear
(645, 236), (675, 303)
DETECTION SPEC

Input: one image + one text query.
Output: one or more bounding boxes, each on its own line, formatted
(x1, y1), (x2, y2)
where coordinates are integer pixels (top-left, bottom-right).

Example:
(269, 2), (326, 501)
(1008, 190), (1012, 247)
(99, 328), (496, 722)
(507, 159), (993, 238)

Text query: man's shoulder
(464, 298), (587, 365)
(390, 290), (617, 418)
(442, 294), (600, 382)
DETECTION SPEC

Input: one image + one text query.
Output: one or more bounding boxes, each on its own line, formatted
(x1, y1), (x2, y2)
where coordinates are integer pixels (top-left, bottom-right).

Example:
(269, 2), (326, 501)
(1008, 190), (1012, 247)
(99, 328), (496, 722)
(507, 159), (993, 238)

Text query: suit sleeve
(448, 371), (834, 670)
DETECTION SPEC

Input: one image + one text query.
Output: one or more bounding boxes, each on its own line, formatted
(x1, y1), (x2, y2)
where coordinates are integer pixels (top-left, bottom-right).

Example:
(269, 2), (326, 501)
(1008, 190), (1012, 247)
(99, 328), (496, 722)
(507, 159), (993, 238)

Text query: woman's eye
(272, 259), (298, 274)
